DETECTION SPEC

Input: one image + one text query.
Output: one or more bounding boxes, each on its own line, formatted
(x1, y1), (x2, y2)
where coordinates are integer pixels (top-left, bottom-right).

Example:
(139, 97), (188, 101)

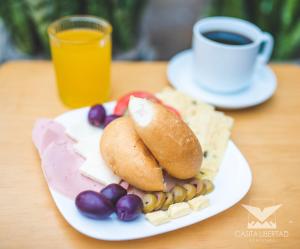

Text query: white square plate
(43, 101), (252, 241)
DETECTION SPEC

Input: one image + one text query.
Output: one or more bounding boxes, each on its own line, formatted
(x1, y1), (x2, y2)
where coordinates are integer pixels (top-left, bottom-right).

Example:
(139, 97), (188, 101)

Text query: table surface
(0, 61), (299, 249)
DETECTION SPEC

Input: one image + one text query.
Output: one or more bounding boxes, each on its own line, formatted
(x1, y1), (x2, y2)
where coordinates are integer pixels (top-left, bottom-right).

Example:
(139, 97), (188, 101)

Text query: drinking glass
(48, 16), (112, 108)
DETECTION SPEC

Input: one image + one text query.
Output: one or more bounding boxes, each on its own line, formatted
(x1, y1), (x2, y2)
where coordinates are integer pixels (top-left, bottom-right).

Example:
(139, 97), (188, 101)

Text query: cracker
(201, 113), (233, 172)
(156, 87), (214, 120)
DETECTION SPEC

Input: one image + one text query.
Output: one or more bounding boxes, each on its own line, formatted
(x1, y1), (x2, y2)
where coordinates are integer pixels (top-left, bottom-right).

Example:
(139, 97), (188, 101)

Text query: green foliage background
(0, 0), (299, 60)
(205, 0), (300, 60)
(0, 0), (146, 55)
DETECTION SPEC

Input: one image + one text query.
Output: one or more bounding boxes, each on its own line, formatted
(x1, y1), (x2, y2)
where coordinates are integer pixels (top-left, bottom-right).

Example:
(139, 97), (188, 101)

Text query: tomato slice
(113, 91), (181, 119)
(113, 91), (162, 116)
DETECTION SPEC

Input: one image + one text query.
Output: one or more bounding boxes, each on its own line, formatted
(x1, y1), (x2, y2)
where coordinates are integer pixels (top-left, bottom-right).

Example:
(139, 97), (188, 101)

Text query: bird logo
(242, 204), (282, 229)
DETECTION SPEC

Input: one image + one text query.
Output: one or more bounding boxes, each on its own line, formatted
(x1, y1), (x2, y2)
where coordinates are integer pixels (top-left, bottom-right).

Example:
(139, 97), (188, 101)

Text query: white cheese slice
(79, 155), (120, 185)
(145, 211), (170, 226)
(167, 202), (192, 219)
(188, 196), (209, 211)
(75, 137), (120, 185)
(65, 122), (102, 142)
(73, 136), (101, 159)
(65, 122), (120, 185)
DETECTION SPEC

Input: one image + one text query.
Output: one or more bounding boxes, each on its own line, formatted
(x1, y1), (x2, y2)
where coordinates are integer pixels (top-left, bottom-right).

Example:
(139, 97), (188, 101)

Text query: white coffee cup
(192, 16), (273, 93)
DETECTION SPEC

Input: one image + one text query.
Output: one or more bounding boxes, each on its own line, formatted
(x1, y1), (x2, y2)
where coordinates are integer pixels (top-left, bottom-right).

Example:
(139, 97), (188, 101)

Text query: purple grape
(103, 114), (120, 128)
(88, 104), (106, 127)
(100, 184), (127, 205)
(116, 194), (143, 221)
(75, 191), (114, 219)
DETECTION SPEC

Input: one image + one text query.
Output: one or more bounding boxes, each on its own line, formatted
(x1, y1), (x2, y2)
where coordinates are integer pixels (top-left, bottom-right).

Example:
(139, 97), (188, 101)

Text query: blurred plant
(0, 0), (146, 56)
(205, 0), (300, 60)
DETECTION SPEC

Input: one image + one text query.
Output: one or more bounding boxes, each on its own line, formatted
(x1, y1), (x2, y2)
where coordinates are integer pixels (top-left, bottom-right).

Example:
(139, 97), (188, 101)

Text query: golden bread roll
(100, 116), (164, 191)
(128, 97), (202, 179)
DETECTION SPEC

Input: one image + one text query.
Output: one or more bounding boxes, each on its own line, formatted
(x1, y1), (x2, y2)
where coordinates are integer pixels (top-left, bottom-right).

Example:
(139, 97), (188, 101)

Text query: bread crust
(130, 102), (202, 179)
(100, 117), (164, 191)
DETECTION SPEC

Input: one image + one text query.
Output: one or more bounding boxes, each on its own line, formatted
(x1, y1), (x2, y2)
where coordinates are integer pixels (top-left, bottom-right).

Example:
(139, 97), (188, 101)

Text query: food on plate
(116, 194), (143, 221)
(100, 183), (127, 205)
(145, 195), (209, 225)
(113, 91), (181, 118)
(113, 91), (162, 116)
(75, 191), (114, 219)
(162, 104), (181, 118)
(32, 119), (72, 154)
(188, 196), (209, 211)
(191, 179), (205, 196)
(141, 180), (211, 214)
(138, 174), (213, 215)
(142, 194), (157, 213)
(32, 119), (103, 199)
(145, 210), (170, 226)
(196, 168), (215, 181)
(171, 185), (187, 203)
(141, 192), (168, 213)
(87, 105), (121, 128)
(183, 183), (197, 201)
(65, 122), (121, 186)
(161, 192), (174, 211)
(154, 192), (166, 211)
(103, 114), (121, 128)
(100, 117), (164, 191)
(32, 88), (234, 227)
(202, 179), (214, 194)
(167, 202), (192, 219)
(76, 189), (143, 221)
(88, 104), (106, 127)
(157, 88), (234, 179)
(128, 96), (202, 179)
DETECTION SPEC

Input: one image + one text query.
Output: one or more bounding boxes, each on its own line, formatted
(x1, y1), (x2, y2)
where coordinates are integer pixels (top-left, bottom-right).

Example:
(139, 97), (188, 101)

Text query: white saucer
(167, 49), (277, 109)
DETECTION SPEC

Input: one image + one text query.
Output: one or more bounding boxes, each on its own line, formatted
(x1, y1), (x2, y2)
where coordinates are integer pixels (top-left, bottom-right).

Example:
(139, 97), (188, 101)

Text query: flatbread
(157, 88), (234, 179)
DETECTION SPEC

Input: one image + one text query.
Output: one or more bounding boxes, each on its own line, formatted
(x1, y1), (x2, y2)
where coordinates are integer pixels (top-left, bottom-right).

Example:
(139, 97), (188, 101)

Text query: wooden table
(0, 61), (299, 249)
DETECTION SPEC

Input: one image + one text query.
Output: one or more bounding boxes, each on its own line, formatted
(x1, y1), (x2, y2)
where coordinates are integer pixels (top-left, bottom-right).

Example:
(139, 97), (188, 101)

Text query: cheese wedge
(145, 211), (170, 226)
(188, 196), (209, 211)
(167, 202), (192, 219)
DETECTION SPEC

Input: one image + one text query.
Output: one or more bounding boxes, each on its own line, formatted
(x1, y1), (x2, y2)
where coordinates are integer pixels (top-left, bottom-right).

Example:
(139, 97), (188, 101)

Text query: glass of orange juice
(48, 16), (112, 108)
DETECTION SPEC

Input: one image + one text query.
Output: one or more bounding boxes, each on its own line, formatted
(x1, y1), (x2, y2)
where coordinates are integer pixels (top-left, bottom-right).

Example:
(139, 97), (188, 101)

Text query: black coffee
(202, 30), (253, 45)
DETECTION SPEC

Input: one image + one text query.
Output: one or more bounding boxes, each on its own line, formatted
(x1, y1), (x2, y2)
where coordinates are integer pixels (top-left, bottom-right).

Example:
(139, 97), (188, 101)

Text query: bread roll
(100, 116), (164, 191)
(128, 97), (202, 179)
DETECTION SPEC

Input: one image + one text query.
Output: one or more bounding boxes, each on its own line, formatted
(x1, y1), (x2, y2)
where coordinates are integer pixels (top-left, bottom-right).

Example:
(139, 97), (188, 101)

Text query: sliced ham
(42, 141), (102, 199)
(119, 181), (130, 190)
(32, 119), (103, 199)
(32, 119), (73, 154)
(127, 186), (145, 199)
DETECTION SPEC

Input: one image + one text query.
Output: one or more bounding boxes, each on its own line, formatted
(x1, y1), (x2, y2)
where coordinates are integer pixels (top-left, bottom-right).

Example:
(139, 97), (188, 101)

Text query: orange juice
(50, 28), (111, 108)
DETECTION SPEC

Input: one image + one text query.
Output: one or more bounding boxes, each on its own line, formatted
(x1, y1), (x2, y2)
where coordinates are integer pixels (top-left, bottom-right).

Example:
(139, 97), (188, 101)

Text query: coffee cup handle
(257, 32), (274, 64)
